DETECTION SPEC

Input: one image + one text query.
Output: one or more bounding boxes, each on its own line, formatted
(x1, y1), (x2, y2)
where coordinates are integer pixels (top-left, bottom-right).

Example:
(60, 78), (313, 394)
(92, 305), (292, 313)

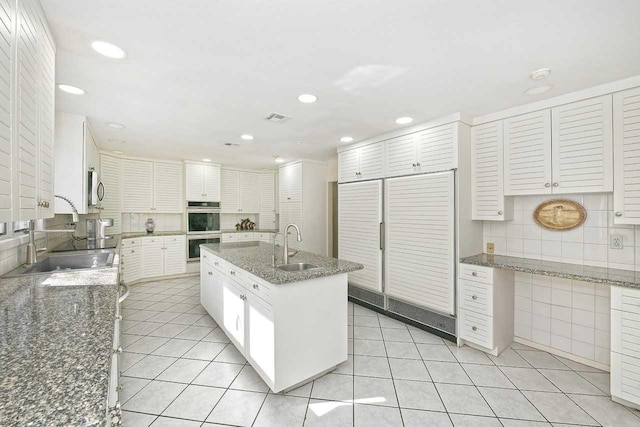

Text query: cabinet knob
(412, 163), (416, 167)
(544, 183), (550, 188)
(203, 255), (207, 259)
(253, 284), (258, 290)
(230, 271), (236, 276)
(552, 182), (559, 187)
(471, 295), (478, 300)
(214, 261), (219, 266)
(471, 271), (478, 276)
(131, 250), (135, 253)
(114, 346), (122, 354)
(416, 163), (421, 167)
(115, 315), (122, 320)
(615, 212), (623, 217)
(208, 271), (212, 276)
(497, 211), (503, 216)
(472, 326), (477, 331)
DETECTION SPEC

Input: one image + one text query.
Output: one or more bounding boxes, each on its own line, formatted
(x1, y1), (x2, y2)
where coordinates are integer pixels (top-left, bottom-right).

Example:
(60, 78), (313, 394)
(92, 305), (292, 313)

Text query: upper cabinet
(279, 162), (302, 203)
(613, 87), (640, 225)
(0, 0), (14, 223)
(153, 162), (184, 212)
(258, 172), (276, 230)
(100, 154), (122, 234)
(338, 142), (385, 183)
(221, 169), (259, 213)
(185, 161), (221, 202)
(502, 96), (613, 196)
(120, 158), (183, 213)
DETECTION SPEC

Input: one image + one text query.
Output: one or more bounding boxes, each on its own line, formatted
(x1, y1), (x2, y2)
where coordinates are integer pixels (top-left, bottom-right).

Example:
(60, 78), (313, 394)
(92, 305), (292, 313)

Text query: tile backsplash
(221, 214), (257, 230)
(120, 213), (183, 233)
(482, 193), (639, 271)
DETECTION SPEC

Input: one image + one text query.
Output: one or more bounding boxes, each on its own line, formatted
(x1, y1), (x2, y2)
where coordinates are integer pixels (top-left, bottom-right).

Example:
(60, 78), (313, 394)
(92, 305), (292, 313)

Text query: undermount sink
(5, 250), (114, 277)
(276, 263), (318, 272)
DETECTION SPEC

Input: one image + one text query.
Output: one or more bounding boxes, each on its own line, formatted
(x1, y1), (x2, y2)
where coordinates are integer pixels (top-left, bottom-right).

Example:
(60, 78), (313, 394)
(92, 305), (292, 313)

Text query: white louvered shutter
(185, 163), (204, 201)
(153, 162), (183, 212)
(471, 121), (506, 220)
(121, 159), (153, 212)
(100, 154), (121, 234)
(203, 165), (221, 201)
(358, 142), (385, 180)
(0, 0), (13, 222)
(221, 169), (239, 213)
(613, 88), (640, 224)
(416, 123), (457, 173)
(551, 95), (613, 193)
(258, 173), (276, 229)
(163, 235), (186, 275)
(338, 180), (383, 292)
(385, 172), (455, 315)
(338, 149), (359, 183)
(239, 171), (259, 213)
(385, 133), (417, 177)
(504, 110), (552, 195)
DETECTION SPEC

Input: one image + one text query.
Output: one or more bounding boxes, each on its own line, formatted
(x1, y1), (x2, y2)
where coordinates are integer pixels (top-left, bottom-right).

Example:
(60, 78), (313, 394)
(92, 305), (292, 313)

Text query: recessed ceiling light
(202, 158), (212, 162)
(112, 150), (123, 154)
(524, 85), (554, 96)
(340, 136), (354, 143)
(241, 134), (254, 141)
(106, 122), (125, 129)
(57, 84), (85, 95)
(298, 94), (318, 103)
(91, 40), (127, 59)
(530, 68), (551, 80)
(296, 142), (303, 145)
(395, 117), (413, 125)
(275, 158), (285, 164)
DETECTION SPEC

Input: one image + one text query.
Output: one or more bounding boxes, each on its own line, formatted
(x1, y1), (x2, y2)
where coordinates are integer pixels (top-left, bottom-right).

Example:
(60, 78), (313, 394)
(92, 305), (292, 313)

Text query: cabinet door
(222, 280), (245, 350)
(239, 171), (259, 213)
(200, 258), (213, 314)
(122, 247), (141, 284)
(258, 173), (276, 229)
(121, 159), (153, 212)
(141, 239), (164, 278)
(0, 0), (13, 223)
(503, 110), (552, 195)
(338, 181), (383, 292)
(338, 149), (359, 183)
(247, 295), (274, 382)
(185, 163), (204, 201)
(100, 155), (122, 234)
(221, 169), (239, 213)
(359, 143), (385, 180)
(153, 162), (183, 212)
(416, 123), (457, 173)
(385, 172), (455, 315)
(203, 165), (221, 201)
(471, 121), (508, 220)
(385, 133), (417, 177)
(211, 268), (225, 325)
(613, 88), (640, 224)
(279, 162), (302, 203)
(37, 18), (55, 219)
(551, 95), (613, 193)
(163, 236), (186, 276)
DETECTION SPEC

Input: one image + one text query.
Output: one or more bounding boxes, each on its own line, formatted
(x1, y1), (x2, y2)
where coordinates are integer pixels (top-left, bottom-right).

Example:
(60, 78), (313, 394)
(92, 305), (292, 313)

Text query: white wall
(482, 193), (639, 272)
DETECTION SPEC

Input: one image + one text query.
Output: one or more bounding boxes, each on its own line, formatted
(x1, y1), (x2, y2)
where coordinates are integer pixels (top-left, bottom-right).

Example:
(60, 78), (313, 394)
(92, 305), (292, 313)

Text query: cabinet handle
(412, 163), (416, 167)
(203, 255), (207, 259)
(471, 295), (478, 300)
(113, 346), (122, 354)
(230, 271), (236, 276)
(416, 163), (420, 167)
(497, 211), (503, 215)
(471, 271), (478, 276)
(115, 315), (122, 320)
(208, 271), (212, 276)
(615, 212), (622, 217)
(472, 326), (477, 331)
(253, 284), (258, 290)
(131, 250), (135, 253)
(544, 183), (550, 188)
(552, 182), (559, 187)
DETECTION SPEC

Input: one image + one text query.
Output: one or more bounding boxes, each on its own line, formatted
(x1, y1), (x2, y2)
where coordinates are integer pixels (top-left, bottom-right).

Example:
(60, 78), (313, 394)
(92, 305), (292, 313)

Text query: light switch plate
(487, 242), (494, 254)
(610, 234), (623, 249)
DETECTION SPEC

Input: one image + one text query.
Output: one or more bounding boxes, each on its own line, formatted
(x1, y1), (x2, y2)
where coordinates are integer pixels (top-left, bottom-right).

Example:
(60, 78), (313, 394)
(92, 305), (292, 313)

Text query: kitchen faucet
(283, 223), (301, 264)
(24, 195), (80, 266)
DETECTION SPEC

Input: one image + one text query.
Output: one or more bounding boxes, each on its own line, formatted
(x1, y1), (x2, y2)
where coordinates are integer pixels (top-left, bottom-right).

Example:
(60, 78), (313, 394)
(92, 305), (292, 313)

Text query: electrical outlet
(487, 242), (494, 254)
(610, 234), (623, 249)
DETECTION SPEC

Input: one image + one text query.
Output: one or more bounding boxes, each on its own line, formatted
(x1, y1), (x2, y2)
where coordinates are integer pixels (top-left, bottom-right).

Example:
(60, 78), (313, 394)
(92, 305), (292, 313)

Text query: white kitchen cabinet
(471, 121), (512, 221)
(338, 149), (359, 183)
(37, 14), (55, 220)
(222, 278), (246, 350)
(611, 286), (640, 409)
(153, 162), (183, 212)
(258, 172), (276, 229)
(100, 154), (122, 234)
(338, 142), (385, 183)
(122, 245), (142, 284)
(185, 161), (221, 202)
(200, 256), (214, 314)
(221, 169), (259, 213)
(246, 293), (275, 381)
(613, 87), (640, 225)
(0, 0), (14, 223)
(164, 235), (187, 275)
(504, 110), (552, 195)
(122, 159), (154, 212)
(141, 237), (164, 278)
(385, 133), (417, 177)
(279, 162), (302, 203)
(122, 234), (186, 283)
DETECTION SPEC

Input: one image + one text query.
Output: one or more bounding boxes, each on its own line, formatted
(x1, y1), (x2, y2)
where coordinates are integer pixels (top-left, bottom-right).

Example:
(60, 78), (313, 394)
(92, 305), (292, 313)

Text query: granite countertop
(221, 228), (278, 234)
(0, 268), (119, 426)
(201, 242), (363, 285)
(120, 230), (187, 238)
(461, 253), (640, 289)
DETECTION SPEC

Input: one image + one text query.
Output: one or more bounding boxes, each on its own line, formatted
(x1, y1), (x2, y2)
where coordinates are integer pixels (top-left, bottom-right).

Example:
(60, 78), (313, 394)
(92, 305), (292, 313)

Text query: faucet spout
(283, 223), (302, 264)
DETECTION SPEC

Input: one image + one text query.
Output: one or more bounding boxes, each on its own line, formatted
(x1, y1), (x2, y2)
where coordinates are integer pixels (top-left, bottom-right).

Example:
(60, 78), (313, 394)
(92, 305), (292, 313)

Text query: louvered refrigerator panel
(221, 169), (239, 212)
(551, 95), (613, 193)
(338, 180), (383, 292)
(153, 162), (183, 212)
(121, 159), (153, 211)
(416, 123), (457, 173)
(613, 88), (640, 224)
(359, 143), (385, 180)
(385, 134), (417, 177)
(471, 121), (508, 220)
(504, 110), (551, 195)
(100, 154), (121, 234)
(36, 13), (54, 218)
(338, 149), (359, 183)
(280, 162), (302, 203)
(16, 0), (39, 220)
(0, 0), (13, 222)
(384, 172), (455, 315)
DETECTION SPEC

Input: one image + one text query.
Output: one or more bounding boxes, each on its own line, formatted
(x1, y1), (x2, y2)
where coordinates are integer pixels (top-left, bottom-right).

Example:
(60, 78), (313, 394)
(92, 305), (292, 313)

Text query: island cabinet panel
(611, 286), (640, 409)
(613, 87), (640, 225)
(200, 247), (348, 393)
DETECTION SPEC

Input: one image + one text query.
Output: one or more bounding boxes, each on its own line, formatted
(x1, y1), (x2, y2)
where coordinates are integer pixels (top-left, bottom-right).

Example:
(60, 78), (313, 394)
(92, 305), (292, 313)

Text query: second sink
(277, 263), (318, 272)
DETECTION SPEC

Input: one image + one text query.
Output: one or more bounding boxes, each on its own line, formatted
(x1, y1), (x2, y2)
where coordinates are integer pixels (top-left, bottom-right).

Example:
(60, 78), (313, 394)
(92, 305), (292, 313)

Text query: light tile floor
(120, 276), (640, 427)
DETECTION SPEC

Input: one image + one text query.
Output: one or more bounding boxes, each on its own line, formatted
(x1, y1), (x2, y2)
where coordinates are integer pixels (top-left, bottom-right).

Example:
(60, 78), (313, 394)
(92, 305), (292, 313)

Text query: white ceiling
(42, 0), (640, 168)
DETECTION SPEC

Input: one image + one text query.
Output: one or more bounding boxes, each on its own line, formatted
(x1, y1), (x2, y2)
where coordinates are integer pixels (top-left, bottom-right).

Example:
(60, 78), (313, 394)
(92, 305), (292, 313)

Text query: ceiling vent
(264, 112), (291, 124)
(224, 142), (241, 148)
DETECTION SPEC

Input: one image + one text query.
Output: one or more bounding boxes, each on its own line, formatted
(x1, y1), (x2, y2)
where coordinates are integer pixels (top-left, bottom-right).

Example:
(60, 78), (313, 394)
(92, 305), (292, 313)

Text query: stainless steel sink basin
(276, 263), (318, 272)
(5, 250), (115, 277)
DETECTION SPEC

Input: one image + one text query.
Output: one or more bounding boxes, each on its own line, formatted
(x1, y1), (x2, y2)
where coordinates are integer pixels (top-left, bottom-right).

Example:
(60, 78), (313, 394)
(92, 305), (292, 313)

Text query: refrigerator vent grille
(348, 285), (384, 308)
(388, 297), (455, 335)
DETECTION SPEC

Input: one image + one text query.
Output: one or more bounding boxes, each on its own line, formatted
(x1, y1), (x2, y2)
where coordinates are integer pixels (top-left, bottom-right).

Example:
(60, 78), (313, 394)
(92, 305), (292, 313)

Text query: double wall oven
(187, 201), (221, 262)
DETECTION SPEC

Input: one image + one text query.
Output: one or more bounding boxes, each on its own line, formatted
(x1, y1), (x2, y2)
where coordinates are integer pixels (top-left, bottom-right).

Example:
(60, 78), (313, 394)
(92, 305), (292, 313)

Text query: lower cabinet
(121, 235), (186, 283)
(200, 247), (347, 392)
(222, 232), (274, 243)
(611, 286), (640, 409)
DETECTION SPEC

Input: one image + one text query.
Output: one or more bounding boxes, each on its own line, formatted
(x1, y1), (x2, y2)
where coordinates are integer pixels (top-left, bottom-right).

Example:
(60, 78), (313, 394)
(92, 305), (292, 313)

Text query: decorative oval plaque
(533, 200), (587, 231)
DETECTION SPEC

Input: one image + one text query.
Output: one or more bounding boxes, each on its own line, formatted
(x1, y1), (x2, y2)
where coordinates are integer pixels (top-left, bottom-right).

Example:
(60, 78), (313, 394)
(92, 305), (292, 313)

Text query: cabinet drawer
(611, 286), (640, 312)
(142, 237), (163, 245)
(460, 264), (493, 284)
(165, 235), (186, 244)
(211, 257), (225, 274)
(227, 265), (247, 286)
(459, 279), (493, 316)
(222, 233), (237, 242)
(245, 276), (272, 305)
(237, 232), (254, 242)
(459, 309), (493, 349)
(122, 238), (140, 247)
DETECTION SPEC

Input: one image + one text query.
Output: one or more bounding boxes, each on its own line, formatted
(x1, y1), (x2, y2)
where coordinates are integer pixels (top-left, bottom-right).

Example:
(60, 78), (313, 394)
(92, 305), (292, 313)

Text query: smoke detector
(530, 68), (551, 80)
(264, 112), (291, 124)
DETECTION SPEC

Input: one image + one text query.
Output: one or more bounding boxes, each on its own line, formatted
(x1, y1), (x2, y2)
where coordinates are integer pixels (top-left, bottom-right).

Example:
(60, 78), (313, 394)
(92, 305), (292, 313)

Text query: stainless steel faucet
(271, 232), (284, 267)
(283, 223), (302, 264)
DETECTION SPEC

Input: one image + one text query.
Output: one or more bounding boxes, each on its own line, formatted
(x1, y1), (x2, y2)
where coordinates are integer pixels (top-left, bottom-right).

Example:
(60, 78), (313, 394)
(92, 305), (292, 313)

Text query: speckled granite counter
(0, 268), (119, 426)
(461, 253), (640, 289)
(120, 230), (186, 238)
(221, 229), (278, 233)
(201, 242), (363, 285)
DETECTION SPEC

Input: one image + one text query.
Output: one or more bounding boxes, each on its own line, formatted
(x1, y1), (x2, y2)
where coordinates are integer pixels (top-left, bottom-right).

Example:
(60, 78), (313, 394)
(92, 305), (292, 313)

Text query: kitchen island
(200, 242), (363, 393)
